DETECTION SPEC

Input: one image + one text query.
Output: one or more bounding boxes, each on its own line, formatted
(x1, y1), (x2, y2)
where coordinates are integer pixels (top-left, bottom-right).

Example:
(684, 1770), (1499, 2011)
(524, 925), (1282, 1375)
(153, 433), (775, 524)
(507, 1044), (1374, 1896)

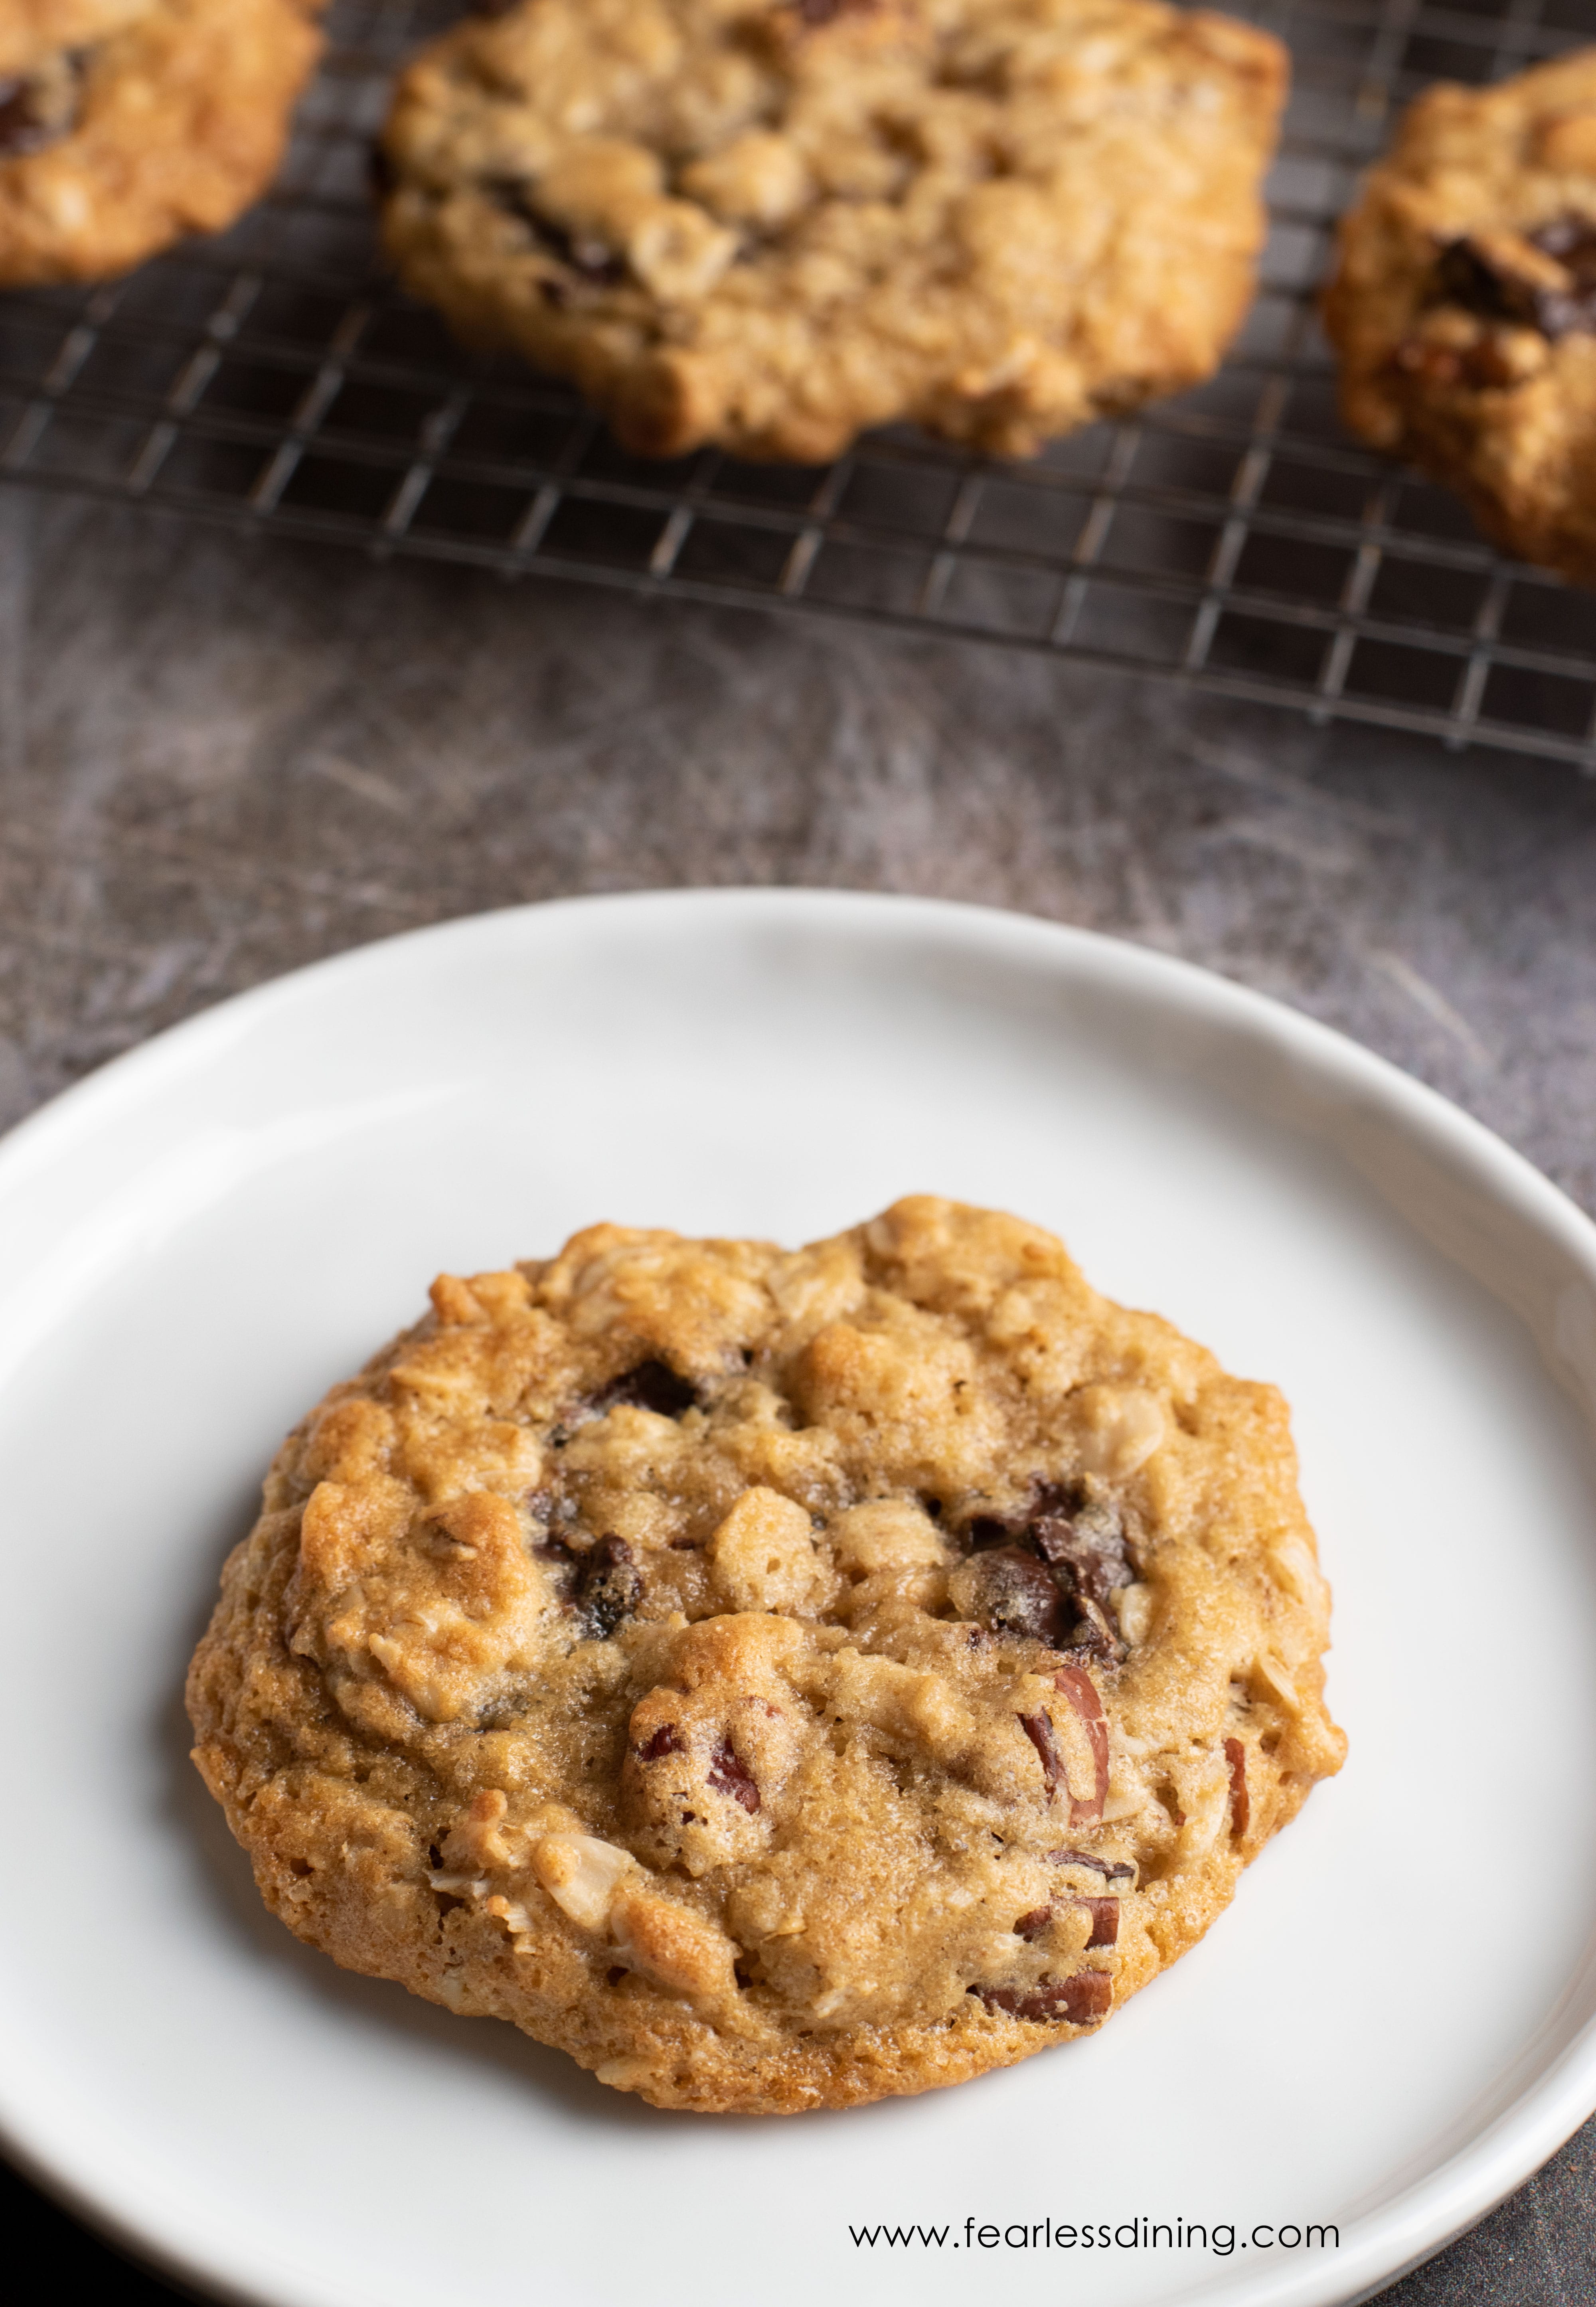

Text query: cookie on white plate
(188, 1195), (1345, 2113)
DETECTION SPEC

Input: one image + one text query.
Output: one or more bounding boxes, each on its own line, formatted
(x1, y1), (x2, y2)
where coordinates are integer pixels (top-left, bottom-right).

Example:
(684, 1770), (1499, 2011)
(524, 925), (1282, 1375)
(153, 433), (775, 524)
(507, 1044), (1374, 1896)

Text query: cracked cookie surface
(377, 0), (1286, 462)
(187, 1196), (1345, 2115)
(1324, 46), (1596, 580)
(0, 0), (324, 287)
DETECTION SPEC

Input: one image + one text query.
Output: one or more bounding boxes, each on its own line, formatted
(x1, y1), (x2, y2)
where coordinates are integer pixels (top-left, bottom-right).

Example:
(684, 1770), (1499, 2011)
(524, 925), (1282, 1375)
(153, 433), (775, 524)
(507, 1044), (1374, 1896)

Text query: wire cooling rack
(4, 0), (1595, 766)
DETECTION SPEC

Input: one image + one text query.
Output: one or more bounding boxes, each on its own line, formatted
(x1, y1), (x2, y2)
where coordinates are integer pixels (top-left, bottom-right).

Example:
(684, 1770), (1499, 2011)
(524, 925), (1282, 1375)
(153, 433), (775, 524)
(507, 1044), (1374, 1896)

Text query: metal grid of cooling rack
(3, 0), (1596, 765)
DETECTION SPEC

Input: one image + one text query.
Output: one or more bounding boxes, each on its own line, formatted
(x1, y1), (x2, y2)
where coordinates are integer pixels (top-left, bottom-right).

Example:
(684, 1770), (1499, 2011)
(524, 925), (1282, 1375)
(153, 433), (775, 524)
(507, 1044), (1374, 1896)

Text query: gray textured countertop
(3, 483), (1594, 2303)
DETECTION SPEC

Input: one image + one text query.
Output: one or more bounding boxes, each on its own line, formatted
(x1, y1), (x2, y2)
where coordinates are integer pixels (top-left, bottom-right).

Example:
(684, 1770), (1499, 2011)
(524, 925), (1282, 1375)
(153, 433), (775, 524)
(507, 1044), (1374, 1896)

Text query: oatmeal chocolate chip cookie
(187, 1197), (1345, 2115)
(0, 0), (324, 288)
(376, 0), (1286, 462)
(1323, 47), (1596, 581)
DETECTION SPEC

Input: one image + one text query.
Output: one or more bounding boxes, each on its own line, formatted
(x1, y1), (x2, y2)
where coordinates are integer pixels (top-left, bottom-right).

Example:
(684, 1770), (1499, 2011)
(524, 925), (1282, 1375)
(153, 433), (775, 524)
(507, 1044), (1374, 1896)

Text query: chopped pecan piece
(1072, 1895), (1120, 1948)
(973, 1970), (1113, 2024)
(1017, 1708), (1063, 1793)
(1047, 1845), (1135, 1888)
(1013, 1895), (1116, 1946)
(1053, 1665), (1109, 1827)
(706, 1736), (760, 1813)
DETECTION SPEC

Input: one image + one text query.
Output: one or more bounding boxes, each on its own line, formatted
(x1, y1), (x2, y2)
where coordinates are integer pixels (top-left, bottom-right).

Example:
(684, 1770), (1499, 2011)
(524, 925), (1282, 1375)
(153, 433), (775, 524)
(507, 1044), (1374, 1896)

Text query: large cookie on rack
(377, 0), (1287, 463)
(187, 1196), (1345, 2115)
(0, 0), (324, 288)
(1323, 47), (1596, 581)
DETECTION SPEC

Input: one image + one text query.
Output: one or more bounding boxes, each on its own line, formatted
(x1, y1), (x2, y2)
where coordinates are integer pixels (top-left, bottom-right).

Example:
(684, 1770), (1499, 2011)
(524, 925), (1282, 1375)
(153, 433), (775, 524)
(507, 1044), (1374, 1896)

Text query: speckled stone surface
(3, 484), (1596, 2299)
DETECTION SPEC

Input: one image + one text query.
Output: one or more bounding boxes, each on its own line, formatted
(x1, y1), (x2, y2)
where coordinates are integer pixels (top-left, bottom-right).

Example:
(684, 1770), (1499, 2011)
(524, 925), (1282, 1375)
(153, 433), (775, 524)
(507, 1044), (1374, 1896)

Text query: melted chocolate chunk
(972, 1970), (1113, 2025)
(590, 1359), (700, 1418)
(638, 1722), (684, 1761)
(575, 1533), (642, 1636)
(964, 1546), (1068, 1643)
(485, 184), (629, 286)
(1433, 237), (1526, 323)
(954, 1484), (1132, 1653)
(1434, 216), (1596, 340)
(0, 57), (82, 159)
(706, 1736), (760, 1813)
(1055, 1592), (1120, 1666)
(963, 1515), (1017, 1552)
(1012, 1906), (1052, 1940)
(1031, 1493), (1134, 1606)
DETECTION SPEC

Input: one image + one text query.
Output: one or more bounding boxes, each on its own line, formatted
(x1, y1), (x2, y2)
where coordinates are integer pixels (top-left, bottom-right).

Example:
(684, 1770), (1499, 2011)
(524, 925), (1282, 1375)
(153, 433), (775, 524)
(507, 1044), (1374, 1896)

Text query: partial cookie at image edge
(0, 0), (325, 288)
(1323, 45), (1596, 582)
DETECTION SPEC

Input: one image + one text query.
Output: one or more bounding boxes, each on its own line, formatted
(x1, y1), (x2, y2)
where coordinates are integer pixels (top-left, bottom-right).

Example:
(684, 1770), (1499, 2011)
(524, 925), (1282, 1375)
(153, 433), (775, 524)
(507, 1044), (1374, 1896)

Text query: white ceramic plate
(4, 889), (1596, 2307)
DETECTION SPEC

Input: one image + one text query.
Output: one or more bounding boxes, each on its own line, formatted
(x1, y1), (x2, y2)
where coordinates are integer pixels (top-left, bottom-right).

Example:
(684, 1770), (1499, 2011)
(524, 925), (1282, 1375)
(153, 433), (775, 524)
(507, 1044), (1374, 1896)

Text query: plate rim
(3, 883), (1595, 2307)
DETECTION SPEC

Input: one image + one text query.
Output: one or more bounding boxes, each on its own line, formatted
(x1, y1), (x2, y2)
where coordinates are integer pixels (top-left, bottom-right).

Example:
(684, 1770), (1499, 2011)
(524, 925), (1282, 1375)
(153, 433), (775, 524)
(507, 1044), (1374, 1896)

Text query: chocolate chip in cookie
(1433, 218), (1596, 339)
(0, 53), (82, 156)
(1324, 46), (1596, 578)
(575, 1534), (644, 1637)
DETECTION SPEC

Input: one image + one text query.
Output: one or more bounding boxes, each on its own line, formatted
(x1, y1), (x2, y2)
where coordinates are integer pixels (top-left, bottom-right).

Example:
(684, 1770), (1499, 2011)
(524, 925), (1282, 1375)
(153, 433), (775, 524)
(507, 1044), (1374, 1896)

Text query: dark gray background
(3, 484), (1593, 2303)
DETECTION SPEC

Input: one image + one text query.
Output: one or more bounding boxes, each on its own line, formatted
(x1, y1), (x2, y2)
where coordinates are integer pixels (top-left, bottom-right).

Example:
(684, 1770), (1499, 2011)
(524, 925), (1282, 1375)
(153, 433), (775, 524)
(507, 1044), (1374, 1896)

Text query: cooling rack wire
(6, 0), (1596, 767)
